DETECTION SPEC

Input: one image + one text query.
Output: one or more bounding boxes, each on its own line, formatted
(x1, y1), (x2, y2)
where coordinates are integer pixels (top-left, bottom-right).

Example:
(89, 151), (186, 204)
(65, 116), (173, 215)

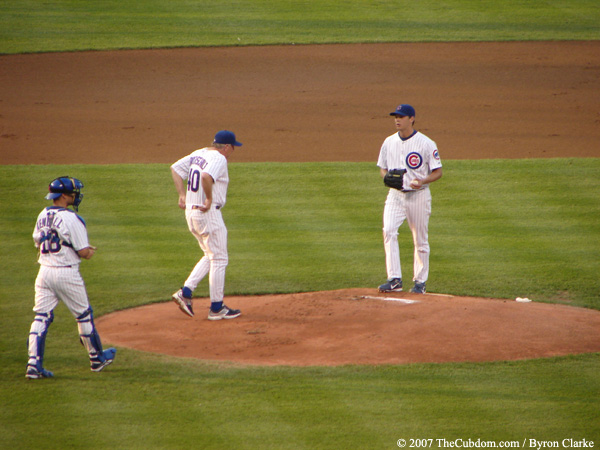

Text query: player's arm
(410, 168), (443, 189)
(77, 246), (96, 260)
(171, 167), (187, 210)
(380, 168), (388, 178)
(197, 172), (214, 212)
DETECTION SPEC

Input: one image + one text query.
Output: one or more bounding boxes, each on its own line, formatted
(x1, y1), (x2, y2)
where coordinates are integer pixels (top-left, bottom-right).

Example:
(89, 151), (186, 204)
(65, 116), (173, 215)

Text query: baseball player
(377, 104), (443, 294)
(26, 176), (116, 379)
(171, 130), (243, 320)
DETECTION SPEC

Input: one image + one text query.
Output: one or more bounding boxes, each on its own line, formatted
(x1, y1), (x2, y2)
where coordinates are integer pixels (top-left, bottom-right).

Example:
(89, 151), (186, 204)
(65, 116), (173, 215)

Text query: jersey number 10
(187, 169), (201, 193)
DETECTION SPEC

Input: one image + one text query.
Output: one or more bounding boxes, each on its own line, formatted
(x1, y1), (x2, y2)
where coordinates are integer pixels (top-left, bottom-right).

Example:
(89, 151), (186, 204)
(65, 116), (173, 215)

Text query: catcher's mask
(45, 176), (84, 211)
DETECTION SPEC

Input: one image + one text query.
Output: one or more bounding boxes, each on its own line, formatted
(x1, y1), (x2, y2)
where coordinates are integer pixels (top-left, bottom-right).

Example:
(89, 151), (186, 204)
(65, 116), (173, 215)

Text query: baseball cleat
(91, 348), (117, 372)
(25, 365), (54, 379)
(208, 305), (241, 321)
(378, 278), (402, 292)
(172, 289), (194, 317)
(410, 282), (426, 294)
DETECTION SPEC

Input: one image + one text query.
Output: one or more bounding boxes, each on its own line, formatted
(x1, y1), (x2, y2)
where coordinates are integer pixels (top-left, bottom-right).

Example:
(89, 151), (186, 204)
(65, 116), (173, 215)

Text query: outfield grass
(1, 161), (599, 448)
(1, 0), (599, 54)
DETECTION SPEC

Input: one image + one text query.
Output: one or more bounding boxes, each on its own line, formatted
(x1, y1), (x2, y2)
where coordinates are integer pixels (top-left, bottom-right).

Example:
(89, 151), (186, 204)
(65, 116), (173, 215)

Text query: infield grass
(2, 353), (598, 449)
(1, 0), (599, 54)
(2, 160), (598, 312)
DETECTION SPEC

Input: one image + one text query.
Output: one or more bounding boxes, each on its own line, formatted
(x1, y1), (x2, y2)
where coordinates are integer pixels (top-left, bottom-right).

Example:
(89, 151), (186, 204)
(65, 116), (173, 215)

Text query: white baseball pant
(383, 188), (432, 283)
(184, 209), (228, 303)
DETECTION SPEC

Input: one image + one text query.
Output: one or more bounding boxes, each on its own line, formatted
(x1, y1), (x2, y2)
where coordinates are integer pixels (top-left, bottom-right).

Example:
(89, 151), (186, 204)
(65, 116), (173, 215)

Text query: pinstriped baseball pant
(185, 209), (228, 303)
(33, 265), (90, 316)
(382, 188), (432, 283)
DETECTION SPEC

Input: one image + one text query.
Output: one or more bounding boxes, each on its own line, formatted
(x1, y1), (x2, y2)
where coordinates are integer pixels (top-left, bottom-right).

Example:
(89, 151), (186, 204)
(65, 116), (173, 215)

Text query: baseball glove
(383, 169), (407, 191)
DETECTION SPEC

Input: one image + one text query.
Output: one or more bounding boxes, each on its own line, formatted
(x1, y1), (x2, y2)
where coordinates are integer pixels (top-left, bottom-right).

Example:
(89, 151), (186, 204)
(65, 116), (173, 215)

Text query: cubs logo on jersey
(433, 149), (440, 160)
(406, 152), (423, 169)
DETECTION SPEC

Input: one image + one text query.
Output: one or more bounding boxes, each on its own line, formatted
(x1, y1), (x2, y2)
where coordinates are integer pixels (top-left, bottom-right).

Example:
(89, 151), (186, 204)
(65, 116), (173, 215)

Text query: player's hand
(197, 199), (212, 212)
(178, 195), (186, 210)
(410, 178), (422, 189)
(78, 246), (96, 259)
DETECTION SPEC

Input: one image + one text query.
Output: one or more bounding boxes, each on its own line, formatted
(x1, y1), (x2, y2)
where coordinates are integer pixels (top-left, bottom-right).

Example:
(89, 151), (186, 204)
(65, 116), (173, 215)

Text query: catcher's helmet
(45, 176), (84, 210)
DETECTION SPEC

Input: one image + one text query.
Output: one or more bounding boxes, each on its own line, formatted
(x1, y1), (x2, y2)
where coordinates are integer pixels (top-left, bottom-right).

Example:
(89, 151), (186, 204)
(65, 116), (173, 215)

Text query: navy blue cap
(390, 104), (416, 117)
(214, 130), (242, 147)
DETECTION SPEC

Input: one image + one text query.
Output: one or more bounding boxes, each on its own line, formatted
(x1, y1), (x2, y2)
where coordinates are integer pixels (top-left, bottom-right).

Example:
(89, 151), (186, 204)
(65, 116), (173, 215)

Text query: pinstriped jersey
(171, 147), (229, 209)
(33, 206), (89, 266)
(377, 131), (442, 191)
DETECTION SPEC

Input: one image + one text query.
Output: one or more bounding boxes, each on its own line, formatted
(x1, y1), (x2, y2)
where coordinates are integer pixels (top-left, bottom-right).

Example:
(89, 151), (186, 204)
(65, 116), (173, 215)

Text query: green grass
(1, 161), (599, 448)
(2, 160), (598, 311)
(2, 351), (599, 449)
(5, 352), (600, 448)
(1, 0), (599, 54)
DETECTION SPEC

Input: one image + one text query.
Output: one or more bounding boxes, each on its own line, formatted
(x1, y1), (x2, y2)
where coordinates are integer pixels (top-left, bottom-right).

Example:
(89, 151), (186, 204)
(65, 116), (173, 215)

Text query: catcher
(26, 176), (116, 379)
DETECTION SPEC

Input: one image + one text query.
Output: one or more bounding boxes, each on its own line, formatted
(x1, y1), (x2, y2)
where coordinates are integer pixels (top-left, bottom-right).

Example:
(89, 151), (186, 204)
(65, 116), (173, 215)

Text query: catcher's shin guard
(77, 307), (116, 371)
(27, 311), (54, 373)
(77, 308), (106, 363)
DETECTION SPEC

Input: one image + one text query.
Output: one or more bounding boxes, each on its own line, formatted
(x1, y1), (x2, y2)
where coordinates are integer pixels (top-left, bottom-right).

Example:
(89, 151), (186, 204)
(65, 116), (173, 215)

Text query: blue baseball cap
(214, 130), (243, 147)
(390, 104), (416, 117)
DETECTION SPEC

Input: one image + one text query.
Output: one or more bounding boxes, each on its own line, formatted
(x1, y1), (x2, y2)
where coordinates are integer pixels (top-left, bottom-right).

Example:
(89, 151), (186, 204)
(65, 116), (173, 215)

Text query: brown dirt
(97, 289), (600, 366)
(1, 42), (599, 165)
(3, 42), (600, 365)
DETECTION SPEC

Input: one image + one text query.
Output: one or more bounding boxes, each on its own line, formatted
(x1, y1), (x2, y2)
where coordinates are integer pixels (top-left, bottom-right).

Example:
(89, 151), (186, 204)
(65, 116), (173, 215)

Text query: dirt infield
(3, 42), (600, 365)
(1, 42), (599, 165)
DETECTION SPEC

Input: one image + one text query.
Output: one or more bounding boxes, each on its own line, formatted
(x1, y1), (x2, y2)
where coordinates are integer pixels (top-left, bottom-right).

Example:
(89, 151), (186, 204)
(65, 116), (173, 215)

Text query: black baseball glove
(383, 169), (407, 191)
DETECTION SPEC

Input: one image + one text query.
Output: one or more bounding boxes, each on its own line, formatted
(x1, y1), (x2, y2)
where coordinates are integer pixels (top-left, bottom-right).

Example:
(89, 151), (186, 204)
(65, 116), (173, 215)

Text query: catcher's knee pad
(27, 311), (54, 368)
(77, 307), (105, 360)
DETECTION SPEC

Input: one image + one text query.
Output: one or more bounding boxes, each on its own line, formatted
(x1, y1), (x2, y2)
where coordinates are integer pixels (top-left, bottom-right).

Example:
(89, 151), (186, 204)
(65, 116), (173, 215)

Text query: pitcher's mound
(97, 289), (600, 366)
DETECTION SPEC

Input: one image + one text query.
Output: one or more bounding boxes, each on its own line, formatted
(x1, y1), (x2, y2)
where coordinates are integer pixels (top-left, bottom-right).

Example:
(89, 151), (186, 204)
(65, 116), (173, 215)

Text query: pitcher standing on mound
(377, 104), (443, 294)
(171, 130), (243, 320)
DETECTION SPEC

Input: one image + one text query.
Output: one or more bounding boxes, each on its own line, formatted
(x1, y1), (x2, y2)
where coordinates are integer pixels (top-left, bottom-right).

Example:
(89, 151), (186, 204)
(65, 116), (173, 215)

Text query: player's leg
(203, 223), (228, 303)
(203, 213), (240, 320)
(172, 213), (210, 317)
(26, 310), (55, 379)
(76, 307), (116, 372)
(26, 267), (60, 379)
(406, 189), (432, 293)
(184, 256), (210, 291)
(380, 190), (406, 291)
(55, 268), (116, 372)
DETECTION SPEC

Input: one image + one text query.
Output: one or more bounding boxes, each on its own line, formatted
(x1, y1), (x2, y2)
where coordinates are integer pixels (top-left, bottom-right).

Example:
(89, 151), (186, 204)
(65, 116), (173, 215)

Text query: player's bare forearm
(78, 246), (96, 259)
(198, 172), (214, 212)
(380, 168), (388, 178)
(171, 168), (187, 209)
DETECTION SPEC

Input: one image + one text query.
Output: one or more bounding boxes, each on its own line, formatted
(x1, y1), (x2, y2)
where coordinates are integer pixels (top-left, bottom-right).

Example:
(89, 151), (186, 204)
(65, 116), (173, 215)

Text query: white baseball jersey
(33, 207), (89, 267)
(171, 147), (230, 303)
(378, 130), (442, 284)
(32, 206), (91, 316)
(171, 148), (229, 210)
(377, 131), (442, 190)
